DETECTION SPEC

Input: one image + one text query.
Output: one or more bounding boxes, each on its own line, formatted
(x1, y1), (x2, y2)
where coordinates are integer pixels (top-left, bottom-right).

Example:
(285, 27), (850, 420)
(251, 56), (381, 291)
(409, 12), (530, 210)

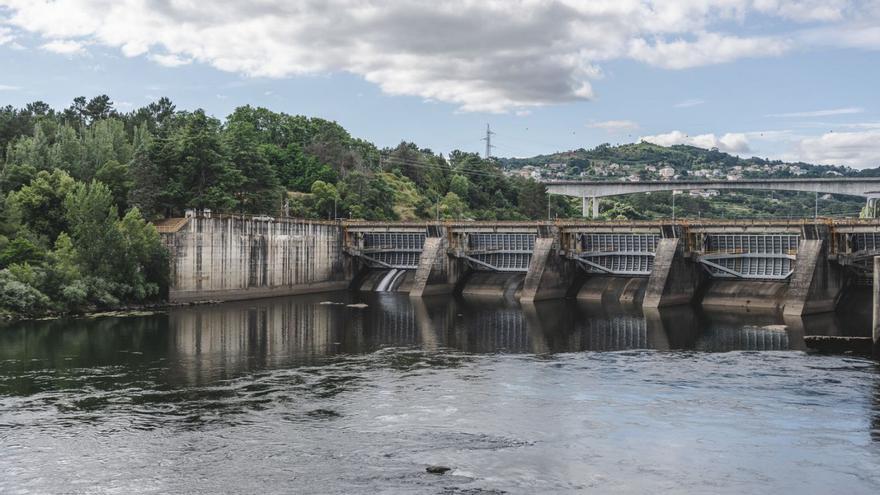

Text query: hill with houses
(498, 142), (878, 219)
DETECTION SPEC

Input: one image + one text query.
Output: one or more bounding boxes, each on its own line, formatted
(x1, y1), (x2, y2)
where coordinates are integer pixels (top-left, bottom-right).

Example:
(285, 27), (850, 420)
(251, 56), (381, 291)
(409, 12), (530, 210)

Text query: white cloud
(674, 98), (705, 108)
(766, 107), (864, 118)
(0, 0), (875, 112)
(788, 131), (880, 168)
(752, 0), (850, 22)
(0, 26), (14, 45)
(148, 53), (192, 68)
(628, 33), (791, 70)
(40, 39), (87, 55)
(642, 127), (880, 169)
(641, 130), (751, 153)
(588, 120), (639, 132)
(0, 84), (19, 90)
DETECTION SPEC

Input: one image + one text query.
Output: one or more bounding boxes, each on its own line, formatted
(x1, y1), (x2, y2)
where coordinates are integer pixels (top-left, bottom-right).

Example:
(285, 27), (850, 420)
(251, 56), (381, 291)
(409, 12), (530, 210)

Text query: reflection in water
(1, 291), (873, 388)
(1, 291), (879, 494)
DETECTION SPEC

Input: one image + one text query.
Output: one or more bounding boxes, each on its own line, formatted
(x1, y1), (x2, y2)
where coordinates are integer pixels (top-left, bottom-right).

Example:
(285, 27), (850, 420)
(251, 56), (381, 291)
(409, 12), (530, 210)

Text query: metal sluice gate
(574, 233), (659, 276)
(839, 231), (880, 280)
(697, 233), (799, 280)
(360, 232), (426, 269)
(463, 233), (535, 272)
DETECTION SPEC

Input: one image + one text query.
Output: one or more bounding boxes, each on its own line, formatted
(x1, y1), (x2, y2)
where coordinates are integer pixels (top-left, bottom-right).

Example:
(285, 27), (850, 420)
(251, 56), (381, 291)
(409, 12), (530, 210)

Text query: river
(1, 292), (879, 494)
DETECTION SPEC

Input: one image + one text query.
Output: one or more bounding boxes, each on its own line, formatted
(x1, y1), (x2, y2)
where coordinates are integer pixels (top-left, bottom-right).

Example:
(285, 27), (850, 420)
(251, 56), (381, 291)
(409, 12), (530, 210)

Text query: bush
(0, 269), (50, 316)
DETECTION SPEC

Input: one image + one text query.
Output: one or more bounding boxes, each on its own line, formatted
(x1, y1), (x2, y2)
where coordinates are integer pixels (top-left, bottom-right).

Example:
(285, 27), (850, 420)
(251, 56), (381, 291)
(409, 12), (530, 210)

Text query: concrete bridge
(545, 178), (880, 218)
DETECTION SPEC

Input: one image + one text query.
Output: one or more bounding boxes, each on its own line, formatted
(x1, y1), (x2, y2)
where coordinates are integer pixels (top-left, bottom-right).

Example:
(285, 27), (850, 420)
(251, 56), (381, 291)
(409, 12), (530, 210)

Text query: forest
(0, 96), (573, 317)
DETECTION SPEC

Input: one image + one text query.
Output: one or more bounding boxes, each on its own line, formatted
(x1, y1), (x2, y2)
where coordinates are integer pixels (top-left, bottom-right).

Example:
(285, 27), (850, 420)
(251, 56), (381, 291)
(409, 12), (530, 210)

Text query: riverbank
(0, 299), (223, 324)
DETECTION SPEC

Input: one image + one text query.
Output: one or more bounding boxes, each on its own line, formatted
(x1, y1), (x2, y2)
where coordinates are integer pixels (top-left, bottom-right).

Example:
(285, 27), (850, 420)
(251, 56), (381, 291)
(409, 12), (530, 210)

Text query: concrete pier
(783, 240), (843, 316)
(409, 236), (457, 297)
(643, 238), (701, 308)
(521, 237), (576, 302)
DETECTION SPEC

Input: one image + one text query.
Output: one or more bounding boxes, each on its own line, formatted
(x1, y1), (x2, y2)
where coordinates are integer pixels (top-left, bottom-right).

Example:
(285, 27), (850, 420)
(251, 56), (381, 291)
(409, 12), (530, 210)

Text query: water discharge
(0, 292), (878, 493)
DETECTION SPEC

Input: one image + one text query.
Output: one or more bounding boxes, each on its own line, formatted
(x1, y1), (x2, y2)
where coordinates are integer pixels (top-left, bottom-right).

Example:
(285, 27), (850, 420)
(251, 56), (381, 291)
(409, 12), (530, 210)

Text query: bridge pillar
(874, 256), (879, 356)
(580, 197), (600, 219)
(581, 196), (601, 219)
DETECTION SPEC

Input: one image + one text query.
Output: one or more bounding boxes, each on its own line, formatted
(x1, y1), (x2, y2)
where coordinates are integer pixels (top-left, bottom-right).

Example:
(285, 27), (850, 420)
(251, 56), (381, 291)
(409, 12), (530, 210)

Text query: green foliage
(0, 237), (45, 268)
(127, 145), (163, 218)
(449, 174), (469, 198)
(0, 162), (37, 192)
(438, 192), (468, 219)
(338, 171), (398, 220)
(63, 180), (120, 277)
(8, 169), (76, 242)
(224, 119), (283, 213)
(95, 159), (131, 210)
(116, 208), (165, 300)
(3, 96), (581, 223)
(0, 268), (50, 317)
(0, 180), (167, 317)
(310, 180), (340, 219)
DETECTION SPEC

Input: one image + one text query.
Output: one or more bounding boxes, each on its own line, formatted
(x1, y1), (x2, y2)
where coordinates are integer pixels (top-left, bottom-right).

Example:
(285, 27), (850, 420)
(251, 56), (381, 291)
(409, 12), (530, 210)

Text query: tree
(0, 162), (37, 193)
(438, 192), (468, 219)
(0, 237), (45, 268)
(116, 208), (165, 300)
(8, 169), (77, 243)
(49, 124), (84, 175)
(80, 118), (132, 181)
(150, 110), (241, 215)
(516, 180), (546, 219)
(63, 180), (121, 278)
(127, 146), (163, 218)
(224, 119), (282, 213)
(310, 180), (339, 219)
(449, 174), (469, 198)
(84, 95), (116, 123)
(95, 159), (131, 210)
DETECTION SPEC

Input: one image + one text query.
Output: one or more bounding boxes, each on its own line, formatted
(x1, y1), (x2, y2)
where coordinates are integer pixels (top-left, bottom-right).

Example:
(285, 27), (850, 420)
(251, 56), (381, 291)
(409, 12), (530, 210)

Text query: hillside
(499, 142), (877, 219)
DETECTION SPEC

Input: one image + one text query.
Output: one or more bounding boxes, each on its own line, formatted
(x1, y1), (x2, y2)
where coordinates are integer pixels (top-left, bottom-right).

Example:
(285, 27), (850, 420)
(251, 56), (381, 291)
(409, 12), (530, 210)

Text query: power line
(381, 155), (515, 180)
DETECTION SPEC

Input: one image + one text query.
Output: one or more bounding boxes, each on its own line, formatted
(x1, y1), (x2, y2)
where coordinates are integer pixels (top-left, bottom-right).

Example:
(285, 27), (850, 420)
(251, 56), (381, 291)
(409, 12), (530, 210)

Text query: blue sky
(1, 1), (879, 168)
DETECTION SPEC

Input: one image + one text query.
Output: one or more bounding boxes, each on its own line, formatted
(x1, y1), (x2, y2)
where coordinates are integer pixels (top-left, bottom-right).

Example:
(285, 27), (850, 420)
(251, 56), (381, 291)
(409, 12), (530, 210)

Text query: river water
(1, 292), (879, 494)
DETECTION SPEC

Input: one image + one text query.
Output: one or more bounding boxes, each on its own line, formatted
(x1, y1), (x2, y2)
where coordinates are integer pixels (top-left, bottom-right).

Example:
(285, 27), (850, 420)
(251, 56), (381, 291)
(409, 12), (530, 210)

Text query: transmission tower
(482, 123), (496, 159)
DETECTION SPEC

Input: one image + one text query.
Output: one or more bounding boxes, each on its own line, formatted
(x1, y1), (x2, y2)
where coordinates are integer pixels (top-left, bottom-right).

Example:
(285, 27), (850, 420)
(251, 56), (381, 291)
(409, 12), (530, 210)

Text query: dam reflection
(0, 291), (871, 393)
(165, 291), (856, 369)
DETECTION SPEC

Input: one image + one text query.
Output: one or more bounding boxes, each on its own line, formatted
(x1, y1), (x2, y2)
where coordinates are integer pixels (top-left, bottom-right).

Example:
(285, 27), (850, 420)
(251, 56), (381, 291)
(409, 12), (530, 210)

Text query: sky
(0, 0), (879, 168)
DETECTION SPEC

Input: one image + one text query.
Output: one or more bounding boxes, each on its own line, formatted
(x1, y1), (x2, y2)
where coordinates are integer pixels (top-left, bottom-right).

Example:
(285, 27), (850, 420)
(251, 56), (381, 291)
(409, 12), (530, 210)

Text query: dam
(159, 210), (880, 318)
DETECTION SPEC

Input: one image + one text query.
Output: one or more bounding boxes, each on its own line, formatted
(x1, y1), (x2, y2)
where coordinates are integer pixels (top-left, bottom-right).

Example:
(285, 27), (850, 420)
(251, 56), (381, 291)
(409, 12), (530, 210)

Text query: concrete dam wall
(160, 214), (350, 302)
(160, 214), (880, 316)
